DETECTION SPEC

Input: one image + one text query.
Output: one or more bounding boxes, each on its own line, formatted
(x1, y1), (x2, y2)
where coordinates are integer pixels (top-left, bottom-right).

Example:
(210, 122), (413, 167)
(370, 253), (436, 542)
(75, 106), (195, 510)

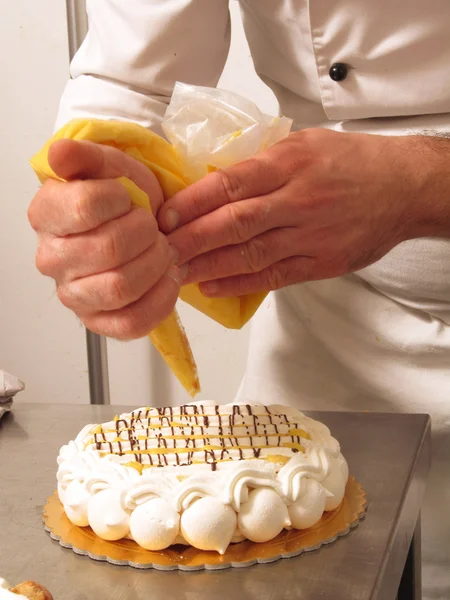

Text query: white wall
(0, 0), (89, 404)
(1, 1), (277, 407)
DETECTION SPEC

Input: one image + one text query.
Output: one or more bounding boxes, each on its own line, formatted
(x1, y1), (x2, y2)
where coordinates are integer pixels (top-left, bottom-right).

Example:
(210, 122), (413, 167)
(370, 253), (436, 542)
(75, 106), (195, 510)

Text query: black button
(329, 62), (348, 82)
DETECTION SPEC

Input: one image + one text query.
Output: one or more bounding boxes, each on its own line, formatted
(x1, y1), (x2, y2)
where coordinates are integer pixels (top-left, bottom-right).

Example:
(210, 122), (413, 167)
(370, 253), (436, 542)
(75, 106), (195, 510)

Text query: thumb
(49, 139), (165, 214)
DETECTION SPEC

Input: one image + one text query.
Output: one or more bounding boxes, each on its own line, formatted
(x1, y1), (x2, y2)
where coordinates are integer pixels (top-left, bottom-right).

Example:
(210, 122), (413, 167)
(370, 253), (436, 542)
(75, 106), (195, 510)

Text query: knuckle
(136, 207), (158, 242)
(265, 266), (285, 291)
(189, 223), (209, 255)
(297, 127), (316, 143)
(56, 284), (76, 309)
(101, 229), (123, 266)
(280, 132), (318, 172)
(243, 238), (267, 273)
(27, 188), (48, 231)
(296, 128), (324, 150)
(114, 322), (139, 341)
(82, 275), (179, 341)
(110, 308), (151, 341)
(35, 237), (63, 277)
(72, 181), (97, 230)
(123, 313), (152, 339)
(117, 283), (177, 340)
(227, 203), (258, 243)
(27, 199), (40, 231)
(80, 315), (111, 339)
(100, 208), (155, 266)
(28, 184), (50, 231)
(122, 314), (151, 340)
(216, 169), (245, 204)
(106, 270), (133, 307)
(35, 241), (51, 276)
(198, 251), (220, 280)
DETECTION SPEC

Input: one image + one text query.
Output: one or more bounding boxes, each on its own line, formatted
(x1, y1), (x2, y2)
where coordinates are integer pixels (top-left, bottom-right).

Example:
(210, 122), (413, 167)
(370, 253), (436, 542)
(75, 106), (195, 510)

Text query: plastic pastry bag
(162, 82), (292, 182)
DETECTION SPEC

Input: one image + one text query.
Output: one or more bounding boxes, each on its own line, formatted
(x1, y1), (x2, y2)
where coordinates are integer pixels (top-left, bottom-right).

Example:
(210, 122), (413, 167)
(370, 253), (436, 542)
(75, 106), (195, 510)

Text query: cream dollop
(238, 487), (291, 543)
(130, 498), (180, 550)
(63, 480), (90, 527)
(87, 489), (130, 541)
(181, 497), (237, 554)
(322, 456), (349, 511)
(288, 478), (329, 529)
(222, 462), (280, 510)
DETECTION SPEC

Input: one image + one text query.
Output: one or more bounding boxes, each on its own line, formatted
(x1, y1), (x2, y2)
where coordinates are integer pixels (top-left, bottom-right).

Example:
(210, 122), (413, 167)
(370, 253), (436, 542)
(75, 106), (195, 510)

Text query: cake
(0, 579), (53, 600)
(56, 402), (349, 554)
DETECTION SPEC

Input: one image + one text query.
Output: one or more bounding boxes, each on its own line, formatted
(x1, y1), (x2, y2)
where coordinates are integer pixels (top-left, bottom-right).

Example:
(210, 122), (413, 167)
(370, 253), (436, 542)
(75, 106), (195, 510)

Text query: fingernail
(167, 264), (189, 285)
(200, 281), (219, 296)
(167, 265), (181, 285)
(165, 208), (180, 232)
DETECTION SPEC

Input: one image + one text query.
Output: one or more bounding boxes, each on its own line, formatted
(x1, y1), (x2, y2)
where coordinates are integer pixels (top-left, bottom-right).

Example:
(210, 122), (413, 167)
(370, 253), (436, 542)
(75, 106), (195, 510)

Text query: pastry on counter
(0, 578), (53, 600)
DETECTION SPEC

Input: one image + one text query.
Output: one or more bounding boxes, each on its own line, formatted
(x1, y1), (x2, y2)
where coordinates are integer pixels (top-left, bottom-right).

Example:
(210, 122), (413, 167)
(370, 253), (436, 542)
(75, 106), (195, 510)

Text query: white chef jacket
(57, 2), (450, 598)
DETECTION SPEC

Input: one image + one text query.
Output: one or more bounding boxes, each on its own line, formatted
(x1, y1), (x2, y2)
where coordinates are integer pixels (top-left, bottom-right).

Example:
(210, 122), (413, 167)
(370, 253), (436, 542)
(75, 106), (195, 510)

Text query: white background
(0, 0), (278, 407)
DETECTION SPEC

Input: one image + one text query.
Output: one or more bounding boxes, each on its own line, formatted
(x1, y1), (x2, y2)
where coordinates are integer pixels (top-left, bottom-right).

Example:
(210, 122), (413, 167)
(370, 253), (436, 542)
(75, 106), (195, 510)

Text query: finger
(158, 153), (286, 233)
(49, 139), (164, 213)
(57, 233), (174, 312)
(199, 256), (318, 297)
(29, 178), (131, 236)
(180, 228), (306, 284)
(82, 270), (180, 341)
(36, 207), (159, 281)
(167, 190), (297, 264)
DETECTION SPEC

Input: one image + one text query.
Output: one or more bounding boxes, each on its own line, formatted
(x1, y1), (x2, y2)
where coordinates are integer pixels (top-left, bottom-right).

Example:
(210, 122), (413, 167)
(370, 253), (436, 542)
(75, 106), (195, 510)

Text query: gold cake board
(43, 476), (366, 571)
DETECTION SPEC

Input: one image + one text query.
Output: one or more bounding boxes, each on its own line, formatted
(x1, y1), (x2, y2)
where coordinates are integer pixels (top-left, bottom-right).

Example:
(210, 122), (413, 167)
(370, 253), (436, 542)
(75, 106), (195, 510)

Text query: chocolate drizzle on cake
(89, 405), (309, 470)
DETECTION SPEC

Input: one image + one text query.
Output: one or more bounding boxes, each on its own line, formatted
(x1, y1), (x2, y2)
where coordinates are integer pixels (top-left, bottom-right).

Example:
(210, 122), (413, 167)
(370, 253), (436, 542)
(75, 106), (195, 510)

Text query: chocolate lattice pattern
(86, 405), (312, 470)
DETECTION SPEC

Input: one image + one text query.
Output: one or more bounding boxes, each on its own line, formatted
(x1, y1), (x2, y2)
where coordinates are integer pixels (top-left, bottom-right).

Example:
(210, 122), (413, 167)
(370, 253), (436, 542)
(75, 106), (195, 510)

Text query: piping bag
(30, 83), (292, 396)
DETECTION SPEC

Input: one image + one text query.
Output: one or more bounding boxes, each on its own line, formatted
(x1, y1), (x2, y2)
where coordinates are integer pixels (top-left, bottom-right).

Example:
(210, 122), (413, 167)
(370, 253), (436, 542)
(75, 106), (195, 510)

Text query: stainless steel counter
(0, 405), (430, 600)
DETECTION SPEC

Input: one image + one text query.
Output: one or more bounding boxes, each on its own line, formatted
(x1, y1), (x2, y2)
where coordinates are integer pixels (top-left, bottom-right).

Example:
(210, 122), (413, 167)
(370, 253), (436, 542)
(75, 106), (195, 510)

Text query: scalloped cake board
(43, 476), (366, 571)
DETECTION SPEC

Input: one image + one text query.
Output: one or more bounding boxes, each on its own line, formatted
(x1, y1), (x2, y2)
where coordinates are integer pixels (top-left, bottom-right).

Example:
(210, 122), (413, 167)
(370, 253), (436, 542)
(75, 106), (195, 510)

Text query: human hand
(28, 140), (180, 339)
(158, 129), (425, 296)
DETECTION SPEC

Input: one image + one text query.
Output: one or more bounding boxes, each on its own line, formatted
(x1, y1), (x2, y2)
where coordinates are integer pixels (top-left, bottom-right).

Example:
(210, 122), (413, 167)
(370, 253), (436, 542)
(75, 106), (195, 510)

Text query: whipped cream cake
(56, 402), (349, 554)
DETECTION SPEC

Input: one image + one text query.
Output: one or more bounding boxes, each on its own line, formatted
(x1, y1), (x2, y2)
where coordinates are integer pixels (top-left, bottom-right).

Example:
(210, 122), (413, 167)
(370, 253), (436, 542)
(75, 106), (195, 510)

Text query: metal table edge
(372, 414), (431, 600)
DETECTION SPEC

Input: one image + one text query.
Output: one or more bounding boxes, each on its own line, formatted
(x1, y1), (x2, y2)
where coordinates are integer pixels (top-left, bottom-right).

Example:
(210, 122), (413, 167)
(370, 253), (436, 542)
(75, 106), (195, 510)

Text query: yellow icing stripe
(123, 453), (291, 473)
(99, 442), (304, 457)
(97, 420), (311, 433)
(94, 431), (310, 444)
(281, 442), (305, 452)
(288, 429), (311, 440)
(263, 455), (290, 465)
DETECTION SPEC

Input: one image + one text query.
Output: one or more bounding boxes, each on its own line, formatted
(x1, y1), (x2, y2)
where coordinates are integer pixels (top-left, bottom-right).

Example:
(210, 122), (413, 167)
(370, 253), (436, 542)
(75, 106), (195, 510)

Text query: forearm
(402, 133), (450, 239)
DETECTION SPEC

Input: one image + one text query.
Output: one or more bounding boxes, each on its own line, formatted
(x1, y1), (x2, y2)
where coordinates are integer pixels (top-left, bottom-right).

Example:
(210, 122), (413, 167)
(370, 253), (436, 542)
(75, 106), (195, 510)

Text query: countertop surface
(0, 404), (430, 600)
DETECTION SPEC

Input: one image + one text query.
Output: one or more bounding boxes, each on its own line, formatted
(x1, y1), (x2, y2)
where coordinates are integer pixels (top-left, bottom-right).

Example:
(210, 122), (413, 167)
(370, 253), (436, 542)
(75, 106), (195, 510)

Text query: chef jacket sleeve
(56, 0), (231, 135)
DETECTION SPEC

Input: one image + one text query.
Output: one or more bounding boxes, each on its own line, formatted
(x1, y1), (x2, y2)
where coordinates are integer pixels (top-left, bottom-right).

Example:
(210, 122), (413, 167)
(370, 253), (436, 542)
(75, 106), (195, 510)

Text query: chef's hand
(158, 129), (430, 296)
(28, 140), (180, 339)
